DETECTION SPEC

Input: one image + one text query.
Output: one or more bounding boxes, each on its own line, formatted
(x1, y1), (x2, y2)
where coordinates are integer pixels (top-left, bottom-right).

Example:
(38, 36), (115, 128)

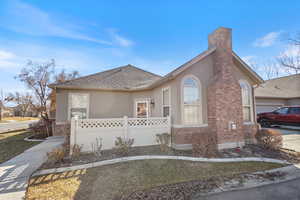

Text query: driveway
(0, 120), (37, 133)
(270, 126), (300, 152)
(196, 177), (300, 200)
(0, 136), (64, 200)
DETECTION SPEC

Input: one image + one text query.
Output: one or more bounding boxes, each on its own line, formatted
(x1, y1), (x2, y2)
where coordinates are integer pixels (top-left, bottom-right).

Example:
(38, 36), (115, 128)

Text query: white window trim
(239, 80), (254, 124)
(181, 74), (203, 125)
(161, 87), (171, 117)
(68, 93), (90, 120)
(134, 98), (151, 118)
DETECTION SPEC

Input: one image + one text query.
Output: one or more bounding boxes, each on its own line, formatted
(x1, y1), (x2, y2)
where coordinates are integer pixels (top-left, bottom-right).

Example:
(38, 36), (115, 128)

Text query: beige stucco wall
(56, 89), (133, 122)
(55, 54), (258, 124)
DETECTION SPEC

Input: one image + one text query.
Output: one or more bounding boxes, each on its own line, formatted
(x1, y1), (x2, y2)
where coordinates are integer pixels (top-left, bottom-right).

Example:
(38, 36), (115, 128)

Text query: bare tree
(55, 69), (79, 83)
(15, 60), (55, 136)
(278, 33), (300, 74)
(15, 59), (80, 136)
(249, 60), (280, 80)
(0, 90), (11, 121)
(7, 92), (33, 117)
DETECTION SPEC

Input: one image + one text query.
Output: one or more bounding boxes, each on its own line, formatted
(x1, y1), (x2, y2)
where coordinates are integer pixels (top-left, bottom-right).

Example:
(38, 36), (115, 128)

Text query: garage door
(256, 105), (283, 114)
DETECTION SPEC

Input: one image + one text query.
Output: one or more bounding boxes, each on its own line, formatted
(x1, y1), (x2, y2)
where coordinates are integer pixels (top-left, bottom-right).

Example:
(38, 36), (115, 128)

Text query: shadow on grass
(0, 131), (41, 163)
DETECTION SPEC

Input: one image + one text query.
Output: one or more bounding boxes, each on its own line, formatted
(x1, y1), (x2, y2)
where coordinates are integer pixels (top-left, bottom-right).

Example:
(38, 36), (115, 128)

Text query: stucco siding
(56, 90), (68, 122)
(170, 54), (214, 125)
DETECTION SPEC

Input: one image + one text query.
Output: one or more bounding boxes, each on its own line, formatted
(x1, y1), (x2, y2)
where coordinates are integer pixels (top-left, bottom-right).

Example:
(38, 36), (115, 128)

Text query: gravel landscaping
(40, 144), (300, 170)
(26, 159), (285, 200)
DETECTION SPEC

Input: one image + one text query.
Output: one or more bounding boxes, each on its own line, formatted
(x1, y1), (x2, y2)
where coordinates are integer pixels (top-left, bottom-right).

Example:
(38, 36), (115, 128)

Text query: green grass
(0, 130), (41, 163)
(26, 159), (285, 200)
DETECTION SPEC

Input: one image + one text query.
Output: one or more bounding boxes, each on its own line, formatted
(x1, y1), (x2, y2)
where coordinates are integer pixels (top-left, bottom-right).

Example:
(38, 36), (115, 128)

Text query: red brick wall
(172, 28), (257, 149)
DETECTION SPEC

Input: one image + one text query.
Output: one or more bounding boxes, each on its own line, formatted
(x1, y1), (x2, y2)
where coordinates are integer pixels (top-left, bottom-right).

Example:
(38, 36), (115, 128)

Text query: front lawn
(26, 159), (285, 200)
(0, 130), (41, 163)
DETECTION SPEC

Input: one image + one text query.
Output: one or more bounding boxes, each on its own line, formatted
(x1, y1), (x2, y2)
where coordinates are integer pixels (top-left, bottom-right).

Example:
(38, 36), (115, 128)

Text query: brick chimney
(207, 27), (245, 149)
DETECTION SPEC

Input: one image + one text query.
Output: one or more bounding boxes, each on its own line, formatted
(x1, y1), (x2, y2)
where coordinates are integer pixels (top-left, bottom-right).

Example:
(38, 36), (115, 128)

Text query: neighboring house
(0, 104), (14, 118)
(49, 27), (263, 150)
(13, 104), (39, 117)
(255, 74), (300, 113)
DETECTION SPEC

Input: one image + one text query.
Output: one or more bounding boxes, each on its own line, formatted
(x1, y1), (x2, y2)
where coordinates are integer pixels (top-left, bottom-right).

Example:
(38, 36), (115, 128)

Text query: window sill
(172, 124), (208, 128)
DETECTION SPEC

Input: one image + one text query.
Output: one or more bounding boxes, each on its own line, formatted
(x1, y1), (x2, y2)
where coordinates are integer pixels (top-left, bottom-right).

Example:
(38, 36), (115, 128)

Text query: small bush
(47, 147), (66, 164)
(91, 137), (103, 158)
(71, 144), (83, 160)
(114, 137), (134, 156)
(156, 133), (171, 152)
(255, 129), (282, 150)
(29, 119), (53, 138)
(192, 132), (218, 158)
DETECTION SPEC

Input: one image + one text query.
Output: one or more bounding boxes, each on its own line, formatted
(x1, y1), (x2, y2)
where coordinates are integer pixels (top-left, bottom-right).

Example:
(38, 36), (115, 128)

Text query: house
(49, 27), (263, 150)
(255, 74), (300, 113)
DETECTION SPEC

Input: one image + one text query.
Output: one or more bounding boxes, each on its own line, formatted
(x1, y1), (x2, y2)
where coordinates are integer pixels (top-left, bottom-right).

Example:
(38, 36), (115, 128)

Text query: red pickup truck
(257, 106), (300, 127)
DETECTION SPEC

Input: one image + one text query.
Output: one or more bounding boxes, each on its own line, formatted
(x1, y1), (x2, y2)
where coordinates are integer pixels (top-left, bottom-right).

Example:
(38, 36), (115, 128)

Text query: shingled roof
(49, 64), (162, 90)
(49, 48), (263, 91)
(255, 74), (300, 99)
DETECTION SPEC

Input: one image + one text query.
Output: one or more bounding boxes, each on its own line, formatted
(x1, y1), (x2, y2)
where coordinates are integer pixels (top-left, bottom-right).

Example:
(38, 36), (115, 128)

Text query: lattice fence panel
(78, 119), (124, 129)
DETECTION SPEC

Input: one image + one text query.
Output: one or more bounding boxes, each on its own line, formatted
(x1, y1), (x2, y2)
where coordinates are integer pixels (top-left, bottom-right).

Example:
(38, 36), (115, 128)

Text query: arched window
(182, 75), (201, 124)
(240, 80), (253, 122)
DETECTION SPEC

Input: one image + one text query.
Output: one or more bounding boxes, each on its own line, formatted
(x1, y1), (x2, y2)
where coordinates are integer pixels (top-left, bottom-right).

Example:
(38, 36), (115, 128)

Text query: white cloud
(108, 29), (134, 47)
(0, 50), (19, 69)
(1, 0), (112, 45)
(253, 31), (282, 47)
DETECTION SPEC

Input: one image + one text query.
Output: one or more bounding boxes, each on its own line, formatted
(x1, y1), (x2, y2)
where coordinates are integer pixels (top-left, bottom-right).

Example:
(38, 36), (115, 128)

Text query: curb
(32, 155), (290, 177)
(197, 164), (300, 198)
(24, 136), (45, 142)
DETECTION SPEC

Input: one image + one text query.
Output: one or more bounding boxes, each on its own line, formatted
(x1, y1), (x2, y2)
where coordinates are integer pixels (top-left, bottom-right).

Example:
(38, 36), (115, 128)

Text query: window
(240, 80), (252, 122)
(275, 107), (289, 114)
(135, 100), (149, 118)
(69, 93), (89, 119)
(182, 76), (201, 124)
(162, 87), (170, 117)
(289, 107), (300, 114)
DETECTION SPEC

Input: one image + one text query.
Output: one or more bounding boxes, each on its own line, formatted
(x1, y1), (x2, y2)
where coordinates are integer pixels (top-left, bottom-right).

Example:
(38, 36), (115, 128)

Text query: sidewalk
(0, 136), (64, 200)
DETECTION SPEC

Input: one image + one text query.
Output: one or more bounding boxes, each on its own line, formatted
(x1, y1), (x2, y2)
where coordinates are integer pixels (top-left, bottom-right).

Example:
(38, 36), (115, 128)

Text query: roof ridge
(49, 65), (129, 87)
(265, 73), (300, 82)
(125, 64), (162, 78)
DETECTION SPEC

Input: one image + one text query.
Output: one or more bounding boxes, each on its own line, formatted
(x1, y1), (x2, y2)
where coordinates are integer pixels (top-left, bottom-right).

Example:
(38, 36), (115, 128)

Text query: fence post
(123, 116), (128, 139)
(167, 115), (172, 147)
(70, 116), (78, 155)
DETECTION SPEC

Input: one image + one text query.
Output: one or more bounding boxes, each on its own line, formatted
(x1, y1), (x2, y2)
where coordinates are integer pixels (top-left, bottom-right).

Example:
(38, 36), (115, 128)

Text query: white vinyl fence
(70, 116), (171, 152)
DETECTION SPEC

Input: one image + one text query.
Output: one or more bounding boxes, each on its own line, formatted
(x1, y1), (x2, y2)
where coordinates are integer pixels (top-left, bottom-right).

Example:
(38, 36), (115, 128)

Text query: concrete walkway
(0, 136), (64, 200)
(269, 127), (300, 152)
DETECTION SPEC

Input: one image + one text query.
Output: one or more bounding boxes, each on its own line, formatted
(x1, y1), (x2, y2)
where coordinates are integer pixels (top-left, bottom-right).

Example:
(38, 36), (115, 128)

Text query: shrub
(29, 119), (53, 138)
(71, 144), (83, 160)
(47, 147), (66, 164)
(156, 133), (171, 152)
(255, 129), (283, 150)
(192, 132), (218, 158)
(114, 137), (134, 156)
(91, 137), (103, 158)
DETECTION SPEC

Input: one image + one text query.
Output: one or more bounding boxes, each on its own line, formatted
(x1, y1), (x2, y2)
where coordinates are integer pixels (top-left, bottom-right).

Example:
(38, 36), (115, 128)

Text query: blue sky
(0, 0), (300, 92)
